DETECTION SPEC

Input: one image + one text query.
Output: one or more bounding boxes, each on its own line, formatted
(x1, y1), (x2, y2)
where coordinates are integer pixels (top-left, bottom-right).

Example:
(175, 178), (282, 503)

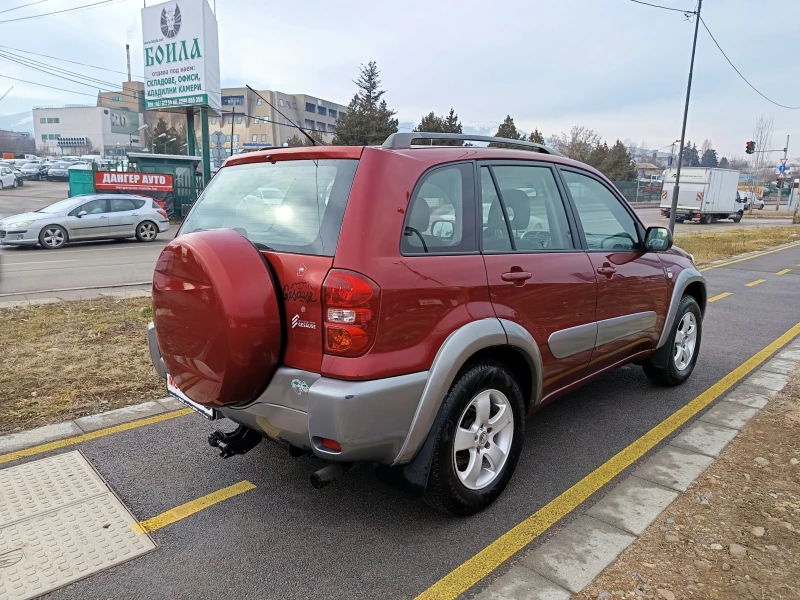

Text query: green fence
(612, 180), (664, 204)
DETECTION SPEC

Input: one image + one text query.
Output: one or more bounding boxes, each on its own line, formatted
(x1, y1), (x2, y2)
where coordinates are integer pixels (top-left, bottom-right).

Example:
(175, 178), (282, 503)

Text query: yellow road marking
(131, 481), (256, 534)
(0, 409), (193, 466)
(708, 292), (732, 302)
(699, 241), (800, 272)
(746, 279), (766, 287)
(415, 321), (800, 600)
(776, 268), (792, 275)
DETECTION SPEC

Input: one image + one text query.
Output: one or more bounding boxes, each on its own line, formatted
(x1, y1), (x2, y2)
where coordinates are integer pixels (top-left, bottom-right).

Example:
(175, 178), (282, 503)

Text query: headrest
(501, 189), (531, 230)
(409, 198), (431, 232)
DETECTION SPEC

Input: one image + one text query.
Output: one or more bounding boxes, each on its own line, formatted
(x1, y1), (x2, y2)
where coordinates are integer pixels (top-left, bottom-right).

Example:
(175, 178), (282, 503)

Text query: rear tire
(700, 215), (712, 225)
(12, 179), (17, 188)
(136, 221), (158, 242)
(424, 361), (525, 516)
(643, 295), (702, 386)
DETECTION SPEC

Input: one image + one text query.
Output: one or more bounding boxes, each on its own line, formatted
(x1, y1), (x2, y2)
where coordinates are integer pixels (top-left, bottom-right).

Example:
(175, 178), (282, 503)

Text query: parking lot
(1, 243), (798, 600)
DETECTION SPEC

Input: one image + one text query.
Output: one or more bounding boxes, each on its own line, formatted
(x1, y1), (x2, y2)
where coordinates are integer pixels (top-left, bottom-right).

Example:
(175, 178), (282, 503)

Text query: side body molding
(391, 318), (543, 465)
(656, 267), (706, 349)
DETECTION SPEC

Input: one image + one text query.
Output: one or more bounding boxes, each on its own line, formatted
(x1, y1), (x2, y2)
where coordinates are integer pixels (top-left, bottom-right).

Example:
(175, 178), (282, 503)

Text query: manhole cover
(0, 451), (155, 599)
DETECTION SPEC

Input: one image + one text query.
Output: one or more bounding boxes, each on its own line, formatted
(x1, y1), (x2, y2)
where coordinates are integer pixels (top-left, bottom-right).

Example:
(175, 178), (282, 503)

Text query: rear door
(108, 197), (139, 236)
(480, 163), (598, 399)
(65, 198), (110, 240)
(560, 168), (667, 373)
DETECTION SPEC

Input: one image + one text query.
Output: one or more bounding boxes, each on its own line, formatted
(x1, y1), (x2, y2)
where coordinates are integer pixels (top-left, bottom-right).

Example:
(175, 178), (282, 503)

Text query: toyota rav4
(147, 132), (706, 515)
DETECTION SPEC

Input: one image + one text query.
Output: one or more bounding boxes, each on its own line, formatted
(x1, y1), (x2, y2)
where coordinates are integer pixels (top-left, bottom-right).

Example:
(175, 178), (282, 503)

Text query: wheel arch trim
(391, 318), (543, 466)
(657, 267), (706, 349)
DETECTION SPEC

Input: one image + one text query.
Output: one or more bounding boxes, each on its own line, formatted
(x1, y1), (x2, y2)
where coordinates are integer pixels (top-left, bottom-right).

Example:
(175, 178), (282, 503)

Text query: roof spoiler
(382, 132), (563, 156)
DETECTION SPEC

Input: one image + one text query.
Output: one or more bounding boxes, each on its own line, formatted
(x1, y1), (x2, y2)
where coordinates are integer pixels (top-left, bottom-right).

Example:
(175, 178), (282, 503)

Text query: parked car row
(0, 162), (24, 189)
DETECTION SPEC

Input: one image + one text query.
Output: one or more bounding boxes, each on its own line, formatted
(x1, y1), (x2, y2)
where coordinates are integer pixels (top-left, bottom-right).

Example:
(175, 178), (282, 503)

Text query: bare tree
(750, 114), (774, 214)
(550, 125), (602, 163)
(700, 139), (713, 153)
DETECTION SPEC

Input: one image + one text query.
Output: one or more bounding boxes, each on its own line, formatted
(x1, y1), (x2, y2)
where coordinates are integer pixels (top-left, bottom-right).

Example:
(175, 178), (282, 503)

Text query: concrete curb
(473, 338), (800, 600)
(0, 285), (152, 309)
(695, 239), (800, 271)
(0, 397), (185, 455)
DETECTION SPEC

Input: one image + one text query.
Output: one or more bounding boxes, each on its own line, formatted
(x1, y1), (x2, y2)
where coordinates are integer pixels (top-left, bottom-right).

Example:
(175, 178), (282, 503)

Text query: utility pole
(668, 0), (702, 233)
(230, 106), (235, 158)
(776, 135), (789, 211)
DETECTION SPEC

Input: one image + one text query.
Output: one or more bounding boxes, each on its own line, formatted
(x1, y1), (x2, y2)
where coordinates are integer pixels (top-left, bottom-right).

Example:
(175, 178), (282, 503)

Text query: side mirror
(430, 220), (454, 240)
(645, 226), (672, 252)
(78, 210), (87, 218)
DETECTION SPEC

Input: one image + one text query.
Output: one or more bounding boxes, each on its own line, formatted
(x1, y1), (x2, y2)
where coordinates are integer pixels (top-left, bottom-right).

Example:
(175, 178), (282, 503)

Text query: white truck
(660, 167), (745, 224)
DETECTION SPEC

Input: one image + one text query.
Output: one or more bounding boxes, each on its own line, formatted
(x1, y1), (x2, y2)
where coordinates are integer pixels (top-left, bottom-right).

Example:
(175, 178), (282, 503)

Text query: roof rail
(382, 132), (563, 156)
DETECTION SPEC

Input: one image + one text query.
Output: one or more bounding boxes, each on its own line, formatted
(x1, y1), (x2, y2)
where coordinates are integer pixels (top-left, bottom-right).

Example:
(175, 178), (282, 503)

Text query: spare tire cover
(152, 229), (282, 408)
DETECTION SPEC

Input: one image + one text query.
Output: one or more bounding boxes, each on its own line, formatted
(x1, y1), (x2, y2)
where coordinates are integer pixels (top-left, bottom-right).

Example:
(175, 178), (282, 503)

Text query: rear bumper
(146, 321), (427, 465)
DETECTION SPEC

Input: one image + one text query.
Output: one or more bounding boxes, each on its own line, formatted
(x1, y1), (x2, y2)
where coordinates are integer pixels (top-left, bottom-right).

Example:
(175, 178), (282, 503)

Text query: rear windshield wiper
(252, 241), (275, 251)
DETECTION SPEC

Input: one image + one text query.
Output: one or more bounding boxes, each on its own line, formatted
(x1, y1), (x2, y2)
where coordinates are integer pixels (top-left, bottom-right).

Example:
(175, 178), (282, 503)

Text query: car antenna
(245, 85), (324, 147)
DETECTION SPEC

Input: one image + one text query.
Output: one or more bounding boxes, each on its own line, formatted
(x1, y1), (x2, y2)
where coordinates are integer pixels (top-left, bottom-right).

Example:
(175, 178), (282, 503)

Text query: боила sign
(95, 172), (173, 192)
(141, 0), (220, 112)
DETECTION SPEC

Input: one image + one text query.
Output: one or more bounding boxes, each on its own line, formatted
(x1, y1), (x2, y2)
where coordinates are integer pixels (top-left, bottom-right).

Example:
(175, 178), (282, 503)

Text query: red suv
(148, 133), (706, 515)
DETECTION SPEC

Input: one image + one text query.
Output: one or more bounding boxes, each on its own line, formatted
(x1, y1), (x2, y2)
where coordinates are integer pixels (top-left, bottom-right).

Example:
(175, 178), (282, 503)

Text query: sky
(0, 0), (798, 160)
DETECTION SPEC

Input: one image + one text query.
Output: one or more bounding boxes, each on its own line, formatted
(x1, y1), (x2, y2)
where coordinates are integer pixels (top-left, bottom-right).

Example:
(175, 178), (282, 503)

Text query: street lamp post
(154, 132), (167, 153)
(164, 137), (176, 154)
(130, 124), (148, 154)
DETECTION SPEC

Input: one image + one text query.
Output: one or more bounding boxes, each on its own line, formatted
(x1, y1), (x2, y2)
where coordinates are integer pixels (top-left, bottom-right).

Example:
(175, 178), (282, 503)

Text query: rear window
(181, 159), (358, 256)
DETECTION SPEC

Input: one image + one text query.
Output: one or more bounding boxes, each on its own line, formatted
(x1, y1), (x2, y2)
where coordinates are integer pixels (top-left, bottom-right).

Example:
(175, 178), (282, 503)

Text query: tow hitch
(208, 425), (262, 458)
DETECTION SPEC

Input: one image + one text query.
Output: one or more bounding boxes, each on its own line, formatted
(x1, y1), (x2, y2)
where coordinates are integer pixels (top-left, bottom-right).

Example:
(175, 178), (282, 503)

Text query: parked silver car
(0, 194), (170, 249)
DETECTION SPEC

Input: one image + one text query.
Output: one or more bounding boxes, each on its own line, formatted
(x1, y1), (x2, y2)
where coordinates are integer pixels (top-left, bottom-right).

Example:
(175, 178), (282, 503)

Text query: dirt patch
(579, 368), (800, 600)
(674, 226), (800, 264)
(0, 297), (163, 434)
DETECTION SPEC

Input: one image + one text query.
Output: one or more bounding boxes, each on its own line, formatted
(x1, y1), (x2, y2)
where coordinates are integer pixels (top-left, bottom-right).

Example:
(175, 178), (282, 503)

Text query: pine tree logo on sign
(160, 4), (182, 38)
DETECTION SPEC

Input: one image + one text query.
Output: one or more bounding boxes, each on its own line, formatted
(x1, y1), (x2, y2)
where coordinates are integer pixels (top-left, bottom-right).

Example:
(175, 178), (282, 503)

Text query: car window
(132, 199), (146, 209)
(401, 163), (477, 254)
(563, 171), (639, 251)
(480, 167), (512, 252)
(69, 199), (107, 216)
(110, 198), (136, 212)
(491, 165), (573, 251)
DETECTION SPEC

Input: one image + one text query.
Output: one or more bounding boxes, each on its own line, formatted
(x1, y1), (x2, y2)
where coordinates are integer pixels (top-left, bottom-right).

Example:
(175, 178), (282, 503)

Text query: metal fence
(612, 180), (664, 204)
(172, 174), (204, 218)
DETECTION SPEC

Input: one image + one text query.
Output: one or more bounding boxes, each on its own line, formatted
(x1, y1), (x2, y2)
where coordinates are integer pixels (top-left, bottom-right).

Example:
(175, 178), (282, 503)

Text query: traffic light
(745, 141), (755, 154)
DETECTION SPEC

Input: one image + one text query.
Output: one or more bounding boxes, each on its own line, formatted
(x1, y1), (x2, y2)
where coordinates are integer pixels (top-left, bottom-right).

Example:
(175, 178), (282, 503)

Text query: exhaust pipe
(310, 462), (352, 489)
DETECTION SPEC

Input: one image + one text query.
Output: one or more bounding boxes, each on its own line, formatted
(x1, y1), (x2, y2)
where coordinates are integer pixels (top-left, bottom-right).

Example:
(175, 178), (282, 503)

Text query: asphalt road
(2, 244), (797, 600)
(0, 182), (795, 298)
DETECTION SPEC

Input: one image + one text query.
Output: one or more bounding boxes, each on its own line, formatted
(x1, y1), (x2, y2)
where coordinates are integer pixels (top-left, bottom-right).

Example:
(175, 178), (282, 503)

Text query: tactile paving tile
(0, 453), (106, 526)
(0, 451), (155, 600)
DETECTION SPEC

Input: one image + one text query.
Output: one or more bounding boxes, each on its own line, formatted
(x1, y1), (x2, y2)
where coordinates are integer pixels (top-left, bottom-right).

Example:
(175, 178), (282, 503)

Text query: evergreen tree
(681, 141), (700, 167)
(602, 140), (637, 180)
(526, 128), (544, 144)
(587, 142), (610, 174)
(333, 61), (398, 146)
(719, 156), (730, 168)
(700, 148), (719, 168)
(488, 115), (522, 147)
(414, 108), (463, 145)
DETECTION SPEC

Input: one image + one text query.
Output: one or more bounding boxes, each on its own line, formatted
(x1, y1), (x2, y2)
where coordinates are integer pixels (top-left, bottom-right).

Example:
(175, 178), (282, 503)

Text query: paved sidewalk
(472, 340), (800, 599)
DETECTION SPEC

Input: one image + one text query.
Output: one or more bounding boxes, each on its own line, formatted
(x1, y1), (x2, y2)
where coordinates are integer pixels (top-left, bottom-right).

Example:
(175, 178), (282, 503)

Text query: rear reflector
(321, 438), (341, 452)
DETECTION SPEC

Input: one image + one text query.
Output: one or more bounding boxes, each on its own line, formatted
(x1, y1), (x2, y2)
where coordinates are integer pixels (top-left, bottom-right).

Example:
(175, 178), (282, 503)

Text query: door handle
(597, 263), (616, 276)
(99, 215), (108, 219)
(501, 271), (532, 285)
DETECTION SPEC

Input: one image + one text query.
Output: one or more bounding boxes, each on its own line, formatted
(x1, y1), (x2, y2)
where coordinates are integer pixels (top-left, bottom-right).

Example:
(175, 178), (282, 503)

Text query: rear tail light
(322, 270), (380, 357)
(157, 209), (168, 219)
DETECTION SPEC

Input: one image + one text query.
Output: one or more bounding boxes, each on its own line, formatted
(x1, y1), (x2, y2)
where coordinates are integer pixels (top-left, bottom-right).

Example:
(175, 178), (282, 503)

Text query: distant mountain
(0, 111), (33, 133)
(398, 120), (525, 139)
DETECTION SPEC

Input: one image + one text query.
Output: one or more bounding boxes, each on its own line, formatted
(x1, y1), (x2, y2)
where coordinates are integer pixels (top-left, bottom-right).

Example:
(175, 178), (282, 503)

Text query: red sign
(95, 171), (173, 192)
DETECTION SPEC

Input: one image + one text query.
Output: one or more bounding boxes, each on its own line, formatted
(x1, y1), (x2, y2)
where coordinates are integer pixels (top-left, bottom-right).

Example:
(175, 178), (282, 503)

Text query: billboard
(141, 0), (221, 112)
(108, 109), (141, 135)
(95, 171), (173, 192)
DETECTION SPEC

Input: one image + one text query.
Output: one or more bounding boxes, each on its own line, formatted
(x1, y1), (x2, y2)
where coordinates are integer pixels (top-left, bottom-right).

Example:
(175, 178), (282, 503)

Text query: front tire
(424, 361), (525, 516)
(136, 221), (158, 242)
(39, 225), (68, 249)
(12, 179), (18, 188)
(733, 211), (742, 223)
(643, 295), (702, 386)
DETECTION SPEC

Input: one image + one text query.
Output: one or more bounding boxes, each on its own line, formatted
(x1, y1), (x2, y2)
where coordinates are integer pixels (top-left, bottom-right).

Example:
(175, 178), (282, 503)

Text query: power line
(628, 0), (695, 14)
(0, 50), (127, 90)
(0, 43), (141, 78)
(0, 0), (127, 24)
(700, 17), (800, 110)
(0, 0), (51, 15)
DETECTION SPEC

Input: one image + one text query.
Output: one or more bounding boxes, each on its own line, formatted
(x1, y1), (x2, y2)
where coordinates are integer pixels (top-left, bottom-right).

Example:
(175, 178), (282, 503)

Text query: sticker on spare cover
(167, 374), (217, 419)
(291, 379), (309, 395)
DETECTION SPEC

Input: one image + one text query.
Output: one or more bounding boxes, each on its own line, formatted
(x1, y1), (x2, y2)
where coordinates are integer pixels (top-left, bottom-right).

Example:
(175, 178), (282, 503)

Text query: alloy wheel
(139, 222), (156, 240)
(673, 312), (697, 371)
(42, 227), (65, 248)
(452, 388), (514, 490)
